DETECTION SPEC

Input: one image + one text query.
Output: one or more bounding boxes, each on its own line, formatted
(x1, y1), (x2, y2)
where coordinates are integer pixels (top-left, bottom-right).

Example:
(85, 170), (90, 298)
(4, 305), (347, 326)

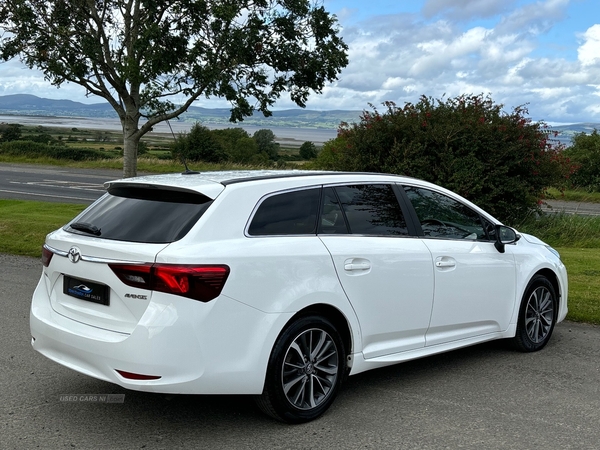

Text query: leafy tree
(0, 1), (348, 177)
(315, 94), (574, 223)
(211, 127), (251, 160)
(0, 123), (22, 142)
(563, 129), (600, 191)
(137, 141), (149, 156)
(250, 151), (270, 166)
(229, 137), (260, 164)
(299, 141), (317, 159)
(171, 123), (225, 163)
(253, 129), (280, 160)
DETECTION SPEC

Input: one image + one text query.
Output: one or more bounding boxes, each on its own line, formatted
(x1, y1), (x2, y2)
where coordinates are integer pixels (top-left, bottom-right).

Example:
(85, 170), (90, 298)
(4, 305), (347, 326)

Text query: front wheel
(256, 315), (346, 423)
(512, 275), (557, 352)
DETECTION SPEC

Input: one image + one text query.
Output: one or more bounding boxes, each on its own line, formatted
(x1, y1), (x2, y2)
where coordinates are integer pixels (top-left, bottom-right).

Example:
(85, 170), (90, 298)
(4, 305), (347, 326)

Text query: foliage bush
(563, 129), (600, 192)
(253, 129), (280, 160)
(0, 140), (110, 160)
(137, 141), (149, 155)
(315, 94), (574, 223)
(211, 128), (251, 160)
(171, 125), (281, 165)
(170, 123), (225, 163)
(0, 123), (23, 142)
(299, 141), (318, 160)
(226, 137), (257, 163)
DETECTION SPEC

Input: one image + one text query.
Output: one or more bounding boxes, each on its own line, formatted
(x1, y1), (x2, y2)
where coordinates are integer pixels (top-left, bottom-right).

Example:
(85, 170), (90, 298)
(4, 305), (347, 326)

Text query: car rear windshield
(65, 186), (213, 243)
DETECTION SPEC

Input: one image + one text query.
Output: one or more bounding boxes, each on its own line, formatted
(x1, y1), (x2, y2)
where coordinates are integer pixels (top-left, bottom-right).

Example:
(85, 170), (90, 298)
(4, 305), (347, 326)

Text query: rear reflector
(109, 263), (230, 302)
(42, 246), (54, 267)
(115, 370), (161, 381)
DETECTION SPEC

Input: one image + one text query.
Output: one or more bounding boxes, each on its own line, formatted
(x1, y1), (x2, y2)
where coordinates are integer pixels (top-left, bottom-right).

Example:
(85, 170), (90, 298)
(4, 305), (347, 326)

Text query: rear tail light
(42, 246), (54, 267)
(109, 263), (230, 302)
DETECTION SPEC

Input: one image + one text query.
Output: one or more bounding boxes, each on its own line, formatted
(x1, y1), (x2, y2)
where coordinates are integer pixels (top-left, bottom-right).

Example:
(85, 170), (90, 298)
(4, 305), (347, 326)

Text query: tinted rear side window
(248, 188), (320, 236)
(334, 185), (408, 236)
(65, 187), (212, 243)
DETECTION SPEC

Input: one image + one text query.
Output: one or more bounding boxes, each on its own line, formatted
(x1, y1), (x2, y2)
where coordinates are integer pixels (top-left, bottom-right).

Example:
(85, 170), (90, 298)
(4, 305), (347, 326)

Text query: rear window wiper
(69, 222), (102, 236)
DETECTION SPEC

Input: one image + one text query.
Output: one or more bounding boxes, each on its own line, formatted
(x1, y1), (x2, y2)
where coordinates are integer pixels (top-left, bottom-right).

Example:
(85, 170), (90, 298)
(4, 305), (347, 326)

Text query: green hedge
(0, 140), (112, 161)
(314, 94), (574, 224)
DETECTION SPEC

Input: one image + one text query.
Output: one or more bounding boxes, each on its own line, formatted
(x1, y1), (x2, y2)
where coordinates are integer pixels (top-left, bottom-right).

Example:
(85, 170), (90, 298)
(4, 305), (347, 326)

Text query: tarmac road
(0, 163), (121, 204)
(1, 253), (600, 450)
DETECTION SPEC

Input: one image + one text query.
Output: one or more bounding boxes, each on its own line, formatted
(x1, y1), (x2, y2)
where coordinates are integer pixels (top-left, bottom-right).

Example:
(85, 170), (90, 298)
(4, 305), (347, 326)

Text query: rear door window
(248, 188), (321, 236)
(65, 187), (213, 243)
(328, 184), (409, 236)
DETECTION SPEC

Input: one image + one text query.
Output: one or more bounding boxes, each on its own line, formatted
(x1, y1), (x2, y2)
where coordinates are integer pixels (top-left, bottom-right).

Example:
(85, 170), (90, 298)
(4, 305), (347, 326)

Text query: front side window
(248, 188), (320, 236)
(330, 184), (408, 236)
(403, 186), (487, 240)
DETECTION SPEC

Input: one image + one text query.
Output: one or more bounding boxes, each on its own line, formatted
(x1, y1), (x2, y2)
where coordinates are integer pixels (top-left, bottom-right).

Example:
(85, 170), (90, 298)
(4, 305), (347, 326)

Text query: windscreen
(65, 186), (213, 243)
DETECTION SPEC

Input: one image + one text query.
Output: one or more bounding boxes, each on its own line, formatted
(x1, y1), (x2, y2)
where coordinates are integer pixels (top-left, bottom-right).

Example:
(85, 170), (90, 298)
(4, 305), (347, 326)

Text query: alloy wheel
(281, 328), (339, 410)
(525, 286), (554, 344)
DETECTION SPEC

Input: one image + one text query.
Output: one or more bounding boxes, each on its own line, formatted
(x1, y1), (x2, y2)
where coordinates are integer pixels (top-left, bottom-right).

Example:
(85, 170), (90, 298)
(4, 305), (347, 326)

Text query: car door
(401, 185), (517, 346)
(318, 184), (435, 359)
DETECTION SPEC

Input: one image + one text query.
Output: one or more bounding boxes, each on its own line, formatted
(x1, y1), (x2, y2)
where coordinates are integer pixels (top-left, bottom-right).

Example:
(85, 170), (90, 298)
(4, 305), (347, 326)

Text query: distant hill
(0, 94), (361, 130)
(0, 94), (114, 117)
(548, 123), (599, 146)
(1, 94), (598, 144)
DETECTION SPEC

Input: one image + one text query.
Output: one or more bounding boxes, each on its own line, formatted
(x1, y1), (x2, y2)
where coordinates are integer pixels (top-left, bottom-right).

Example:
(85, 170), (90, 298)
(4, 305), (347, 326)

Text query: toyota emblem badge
(68, 247), (81, 264)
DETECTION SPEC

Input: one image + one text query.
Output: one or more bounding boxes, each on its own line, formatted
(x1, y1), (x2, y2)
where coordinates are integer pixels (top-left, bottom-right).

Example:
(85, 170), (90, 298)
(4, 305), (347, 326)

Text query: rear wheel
(256, 315), (346, 423)
(512, 275), (557, 352)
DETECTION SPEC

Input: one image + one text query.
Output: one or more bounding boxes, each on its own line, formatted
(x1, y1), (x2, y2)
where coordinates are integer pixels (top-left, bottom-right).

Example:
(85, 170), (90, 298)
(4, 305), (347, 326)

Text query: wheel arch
(256, 304), (352, 422)
(532, 268), (561, 315)
(283, 304), (353, 360)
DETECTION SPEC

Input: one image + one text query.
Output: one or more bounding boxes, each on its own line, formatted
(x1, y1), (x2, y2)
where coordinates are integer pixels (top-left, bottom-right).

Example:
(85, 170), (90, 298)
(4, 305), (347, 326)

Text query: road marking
(9, 180), (105, 192)
(0, 189), (94, 202)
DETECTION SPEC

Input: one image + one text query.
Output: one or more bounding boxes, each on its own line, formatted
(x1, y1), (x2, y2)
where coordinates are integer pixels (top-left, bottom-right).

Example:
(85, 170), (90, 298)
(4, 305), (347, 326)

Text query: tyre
(512, 275), (557, 352)
(256, 315), (346, 423)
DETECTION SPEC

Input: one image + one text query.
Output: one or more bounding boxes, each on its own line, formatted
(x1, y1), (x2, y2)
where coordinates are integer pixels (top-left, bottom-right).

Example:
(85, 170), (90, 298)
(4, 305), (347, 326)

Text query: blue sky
(1, 0), (599, 123)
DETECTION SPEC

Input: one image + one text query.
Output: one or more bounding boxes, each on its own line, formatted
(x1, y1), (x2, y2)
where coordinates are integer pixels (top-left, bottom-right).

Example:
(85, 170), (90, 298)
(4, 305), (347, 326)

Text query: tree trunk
(121, 112), (140, 178)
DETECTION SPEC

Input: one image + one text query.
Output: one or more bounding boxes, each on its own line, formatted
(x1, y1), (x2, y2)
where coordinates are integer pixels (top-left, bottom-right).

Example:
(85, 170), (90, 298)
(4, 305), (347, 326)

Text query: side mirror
(494, 225), (520, 253)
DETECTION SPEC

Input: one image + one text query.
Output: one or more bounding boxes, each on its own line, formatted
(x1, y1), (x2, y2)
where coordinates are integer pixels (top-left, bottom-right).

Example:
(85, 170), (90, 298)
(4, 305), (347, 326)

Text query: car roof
(105, 170), (319, 189)
(101, 170), (498, 222)
(104, 170), (419, 198)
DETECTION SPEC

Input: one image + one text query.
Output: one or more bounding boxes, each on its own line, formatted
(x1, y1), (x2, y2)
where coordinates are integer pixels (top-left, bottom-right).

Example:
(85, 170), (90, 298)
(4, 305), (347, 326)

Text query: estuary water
(0, 115), (338, 145)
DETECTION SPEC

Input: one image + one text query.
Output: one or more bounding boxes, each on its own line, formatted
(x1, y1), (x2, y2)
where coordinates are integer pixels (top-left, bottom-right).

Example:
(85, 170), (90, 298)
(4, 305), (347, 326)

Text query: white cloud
(578, 24), (600, 66)
(319, 0), (600, 122)
(496, 0), (569, 36)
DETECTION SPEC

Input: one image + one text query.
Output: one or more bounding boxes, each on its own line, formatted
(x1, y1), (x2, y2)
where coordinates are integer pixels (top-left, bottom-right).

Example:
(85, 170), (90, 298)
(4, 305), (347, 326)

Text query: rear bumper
(30, 274), (290, 394)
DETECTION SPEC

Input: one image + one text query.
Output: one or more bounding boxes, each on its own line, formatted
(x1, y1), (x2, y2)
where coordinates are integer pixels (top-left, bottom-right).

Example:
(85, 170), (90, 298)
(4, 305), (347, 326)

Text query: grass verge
(557, 248), (600, 324)
(0, 147), (308, 173)
(0, 155), (282, 173)
(0, 200), (85, 256)
(517, 213), (600, 248)
(547, 187), (600, 203)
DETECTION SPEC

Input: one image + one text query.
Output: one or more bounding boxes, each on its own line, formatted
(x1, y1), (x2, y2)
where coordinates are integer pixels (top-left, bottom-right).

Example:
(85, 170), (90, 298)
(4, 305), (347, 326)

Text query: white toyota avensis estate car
(31, 170), (567, 423)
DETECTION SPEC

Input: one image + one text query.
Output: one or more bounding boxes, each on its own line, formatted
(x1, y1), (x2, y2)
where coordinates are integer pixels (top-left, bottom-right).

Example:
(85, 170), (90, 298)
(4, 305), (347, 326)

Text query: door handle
(344, 262), (371, 271)
(435, 259), (456, 268)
